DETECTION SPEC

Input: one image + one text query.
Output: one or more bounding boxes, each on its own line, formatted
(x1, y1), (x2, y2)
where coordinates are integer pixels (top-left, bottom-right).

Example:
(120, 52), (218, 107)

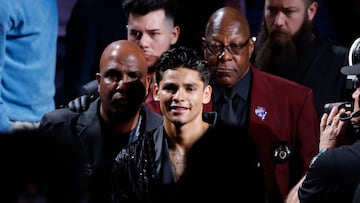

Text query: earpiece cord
(339, 110), (360, 121)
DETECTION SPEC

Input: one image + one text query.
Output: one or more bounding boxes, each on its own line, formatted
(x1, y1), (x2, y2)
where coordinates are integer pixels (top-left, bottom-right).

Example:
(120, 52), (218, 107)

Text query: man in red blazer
(202, 7), (319, 203)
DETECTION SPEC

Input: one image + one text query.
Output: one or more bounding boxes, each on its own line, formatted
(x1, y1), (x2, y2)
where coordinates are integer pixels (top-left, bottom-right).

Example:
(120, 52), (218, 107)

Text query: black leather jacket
(112, 112), (267, 203)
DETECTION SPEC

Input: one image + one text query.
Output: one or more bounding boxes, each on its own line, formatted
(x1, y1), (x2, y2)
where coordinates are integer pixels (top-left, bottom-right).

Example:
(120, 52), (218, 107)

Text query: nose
(353, 87), (360, 99)
(274, 12), (286, 28)
(217, 47), (231, 61)
(138, 33), (150, 48)
(173, 88), (184, 101)
(115, 75), (133, 90)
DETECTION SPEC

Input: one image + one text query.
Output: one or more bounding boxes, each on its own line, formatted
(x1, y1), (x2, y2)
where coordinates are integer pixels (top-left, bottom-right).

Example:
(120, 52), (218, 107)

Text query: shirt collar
(212, 68), (252, 103)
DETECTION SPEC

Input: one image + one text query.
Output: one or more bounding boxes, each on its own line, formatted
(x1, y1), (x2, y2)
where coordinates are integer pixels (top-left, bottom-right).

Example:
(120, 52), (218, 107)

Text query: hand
(319, 106), (349, 150)
(68, 94), (94, 113)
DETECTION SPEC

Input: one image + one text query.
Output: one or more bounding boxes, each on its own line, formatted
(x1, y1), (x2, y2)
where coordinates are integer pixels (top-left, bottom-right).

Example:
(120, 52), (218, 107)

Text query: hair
(122, 0), (177, 23)
(154, 46), (211, 86)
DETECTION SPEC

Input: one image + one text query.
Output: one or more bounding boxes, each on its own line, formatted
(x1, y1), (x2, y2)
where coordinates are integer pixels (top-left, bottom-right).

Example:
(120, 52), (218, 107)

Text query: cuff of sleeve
(309, 149), (327, 167)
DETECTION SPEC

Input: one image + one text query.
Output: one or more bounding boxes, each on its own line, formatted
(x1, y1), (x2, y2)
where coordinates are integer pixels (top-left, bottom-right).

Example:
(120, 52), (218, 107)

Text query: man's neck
(164, 118), (209, 150)
(104, 111), (140, 134)
(165, 118), (210, 182)
(115, 113), (140, 134)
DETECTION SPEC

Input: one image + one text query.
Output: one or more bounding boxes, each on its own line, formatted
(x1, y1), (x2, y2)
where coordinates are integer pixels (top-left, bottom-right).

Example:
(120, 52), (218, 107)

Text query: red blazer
(247, 66), (319, 201)
(203, 66), (318, 201)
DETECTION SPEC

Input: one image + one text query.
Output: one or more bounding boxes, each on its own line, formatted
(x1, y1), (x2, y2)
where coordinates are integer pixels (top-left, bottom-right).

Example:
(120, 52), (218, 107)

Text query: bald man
(39, 40), (163, 203)
(202, 7), (319, 203)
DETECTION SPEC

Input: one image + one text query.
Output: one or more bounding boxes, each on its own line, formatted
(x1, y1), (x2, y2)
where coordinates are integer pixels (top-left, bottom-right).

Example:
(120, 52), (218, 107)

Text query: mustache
(269, 28), (292, 41)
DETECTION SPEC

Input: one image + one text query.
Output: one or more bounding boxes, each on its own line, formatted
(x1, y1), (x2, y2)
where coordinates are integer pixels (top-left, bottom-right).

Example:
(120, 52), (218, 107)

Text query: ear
(96, 73), (101, 93)
(248, 38), (255, 60)
(202, 85), (212, 104)
(170, 26), (180, 45)
(307, 1), (318, 21)
(153, 83), (160, 101)
(144, 74), (151, 96)
(96, 73), (101, 82)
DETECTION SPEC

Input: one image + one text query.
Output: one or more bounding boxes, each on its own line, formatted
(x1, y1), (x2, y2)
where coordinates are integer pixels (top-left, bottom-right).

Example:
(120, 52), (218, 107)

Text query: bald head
(205, 7), (251, 39)
(100, 40), (148, 74)
(97, 40), (150, 124)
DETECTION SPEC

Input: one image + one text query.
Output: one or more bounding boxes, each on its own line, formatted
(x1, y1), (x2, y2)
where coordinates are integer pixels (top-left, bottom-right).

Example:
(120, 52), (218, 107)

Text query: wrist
(309, 148), (328, 167)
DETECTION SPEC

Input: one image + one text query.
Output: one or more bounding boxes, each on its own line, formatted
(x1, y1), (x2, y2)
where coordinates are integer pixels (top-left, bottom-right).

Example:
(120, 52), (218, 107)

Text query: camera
(324, 101), (360, 142)
(323, 102), (353, 114)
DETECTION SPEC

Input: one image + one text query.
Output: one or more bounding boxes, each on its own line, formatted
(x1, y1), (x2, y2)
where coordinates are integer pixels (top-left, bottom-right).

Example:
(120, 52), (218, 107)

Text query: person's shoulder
(328, 141), (360, 165)
(40, 107), (80, 126)
(301, 143), (360, 201)
(45, 107), (79, 118)
(315, 34), (348, 56)
(252, 66), (313, 93)
(143, 105), (162, 120)
(143, 105), (163, 130)
(202, 111), (217, 125)
(80, 80), (98, 97)
(310, 142), (360, 174)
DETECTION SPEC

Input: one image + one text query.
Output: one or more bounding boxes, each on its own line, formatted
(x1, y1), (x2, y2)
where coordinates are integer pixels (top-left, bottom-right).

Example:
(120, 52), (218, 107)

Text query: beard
(254, 16), (314, 80)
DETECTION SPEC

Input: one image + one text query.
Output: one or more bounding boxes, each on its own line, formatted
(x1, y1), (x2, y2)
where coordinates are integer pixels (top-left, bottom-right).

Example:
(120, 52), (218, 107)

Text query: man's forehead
(103, 53), (146, 67)
(266, 0), (304, 9)
(128, 10), (167, 28)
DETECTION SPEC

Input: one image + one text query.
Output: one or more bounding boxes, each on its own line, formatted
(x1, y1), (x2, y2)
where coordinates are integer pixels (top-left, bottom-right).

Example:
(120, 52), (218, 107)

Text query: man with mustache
(253, 0), (349, 118)
(202, 6), (319, 203)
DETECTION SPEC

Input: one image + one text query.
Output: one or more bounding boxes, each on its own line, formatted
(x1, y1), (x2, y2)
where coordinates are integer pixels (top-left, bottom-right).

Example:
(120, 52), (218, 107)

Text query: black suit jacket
(38, 99), (163, 203)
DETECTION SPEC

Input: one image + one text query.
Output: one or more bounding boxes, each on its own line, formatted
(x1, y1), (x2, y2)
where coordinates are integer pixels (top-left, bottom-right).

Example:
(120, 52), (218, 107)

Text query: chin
(215, 77), (234, 88)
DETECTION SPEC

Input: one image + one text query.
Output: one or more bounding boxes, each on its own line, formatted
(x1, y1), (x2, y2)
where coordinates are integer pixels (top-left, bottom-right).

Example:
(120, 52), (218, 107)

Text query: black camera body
(323, 102), (353, 114)
(324, 101), (360, 142)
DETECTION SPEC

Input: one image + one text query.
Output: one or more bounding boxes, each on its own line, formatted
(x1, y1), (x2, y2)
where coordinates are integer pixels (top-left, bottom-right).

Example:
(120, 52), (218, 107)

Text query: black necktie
(220, 88), (238, 126)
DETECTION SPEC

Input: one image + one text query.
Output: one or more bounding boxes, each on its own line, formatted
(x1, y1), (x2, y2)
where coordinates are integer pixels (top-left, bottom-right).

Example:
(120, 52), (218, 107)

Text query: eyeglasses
(202, 37), (251, 56)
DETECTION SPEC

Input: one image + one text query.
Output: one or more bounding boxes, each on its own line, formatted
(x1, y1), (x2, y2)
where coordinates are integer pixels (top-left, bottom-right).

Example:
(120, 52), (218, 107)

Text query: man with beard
(38, 40), (163, 202)
(252, 0), (349, 118)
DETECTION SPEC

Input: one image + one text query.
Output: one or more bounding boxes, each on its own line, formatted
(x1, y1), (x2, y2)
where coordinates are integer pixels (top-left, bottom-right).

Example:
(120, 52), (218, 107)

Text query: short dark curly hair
(154, 46), (211, 87)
